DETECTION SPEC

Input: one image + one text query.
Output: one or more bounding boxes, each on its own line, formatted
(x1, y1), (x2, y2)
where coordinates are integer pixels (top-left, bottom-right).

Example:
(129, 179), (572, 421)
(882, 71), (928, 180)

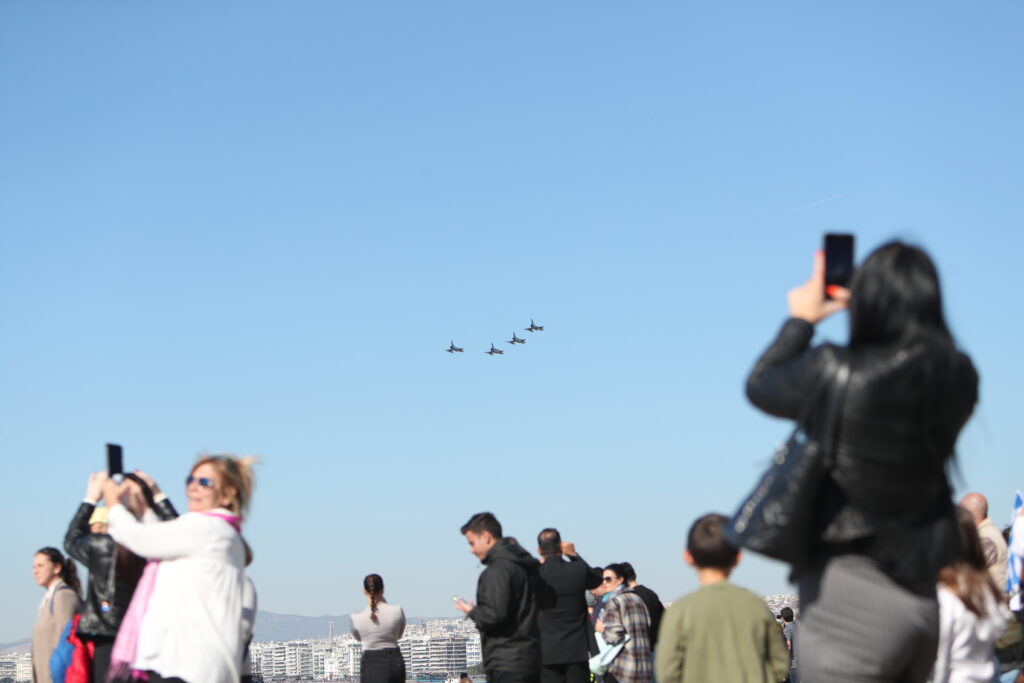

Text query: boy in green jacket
(655, 513), (790, 683)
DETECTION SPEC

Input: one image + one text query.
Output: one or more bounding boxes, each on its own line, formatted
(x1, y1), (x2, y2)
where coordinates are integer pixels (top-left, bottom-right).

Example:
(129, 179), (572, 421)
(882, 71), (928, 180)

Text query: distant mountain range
(0, 638), (30, 654)
(253, 611), (445, 643)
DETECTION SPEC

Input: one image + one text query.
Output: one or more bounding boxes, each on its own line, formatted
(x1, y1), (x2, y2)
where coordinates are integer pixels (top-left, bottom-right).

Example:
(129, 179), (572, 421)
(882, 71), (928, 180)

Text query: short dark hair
(603, 562), (626, 580)
(686, 513), (738, 569)
(780, 607), (794, 622)
(538, 528), (561, 557)
(620, 562), (637, 583)
(461, 512), (502, 539)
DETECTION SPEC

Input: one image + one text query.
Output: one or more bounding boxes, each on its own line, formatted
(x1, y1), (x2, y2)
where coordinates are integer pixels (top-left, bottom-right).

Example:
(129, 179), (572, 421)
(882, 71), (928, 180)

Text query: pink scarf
(107, 512), (242, 682)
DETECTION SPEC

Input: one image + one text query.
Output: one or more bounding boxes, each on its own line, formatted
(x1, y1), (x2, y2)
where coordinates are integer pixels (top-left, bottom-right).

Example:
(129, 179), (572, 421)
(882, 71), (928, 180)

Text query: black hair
(603, 563), (627, 581)
(780, 607), (794, 622)
(461, 512), (503, 539)
(363, 574), (384, 624)
(620, 562), (637, 583)
(848, 241), (952, 348)
(686, 513), (739, 569)
(537, 528), (561, 557)
(36, 547), (82, 597)
(848, 241), (974, 466)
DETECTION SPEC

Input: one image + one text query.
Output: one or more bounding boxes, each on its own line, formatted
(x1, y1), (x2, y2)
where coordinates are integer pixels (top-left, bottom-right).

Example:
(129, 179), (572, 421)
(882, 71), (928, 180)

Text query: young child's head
(684, 513), (740, 574)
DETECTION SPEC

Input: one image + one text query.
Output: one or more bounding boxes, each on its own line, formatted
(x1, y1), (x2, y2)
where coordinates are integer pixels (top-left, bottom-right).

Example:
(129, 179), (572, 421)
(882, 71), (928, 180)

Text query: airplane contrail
(784, 193), (846, 216)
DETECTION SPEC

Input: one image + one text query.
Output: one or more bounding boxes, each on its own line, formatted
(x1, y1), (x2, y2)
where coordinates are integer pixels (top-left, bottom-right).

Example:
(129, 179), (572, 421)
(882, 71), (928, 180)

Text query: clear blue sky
(2, 1), (1022, 643)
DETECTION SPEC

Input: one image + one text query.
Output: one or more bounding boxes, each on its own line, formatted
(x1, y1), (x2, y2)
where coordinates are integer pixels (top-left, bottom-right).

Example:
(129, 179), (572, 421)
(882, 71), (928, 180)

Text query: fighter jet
(506, 332), (526, 345)
(485, 344), (504, 355)
(525, 319), (544, 332)
(446, 341), (464, 353)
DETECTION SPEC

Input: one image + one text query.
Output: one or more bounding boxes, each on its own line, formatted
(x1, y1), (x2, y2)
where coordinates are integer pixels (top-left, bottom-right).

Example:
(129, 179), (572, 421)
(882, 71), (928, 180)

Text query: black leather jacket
(64, 498), (179, 638)
(746, 319), (978, 586)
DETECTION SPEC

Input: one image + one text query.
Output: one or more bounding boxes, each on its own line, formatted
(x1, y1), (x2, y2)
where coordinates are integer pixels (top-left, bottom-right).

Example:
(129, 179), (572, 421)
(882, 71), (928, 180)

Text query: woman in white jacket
(932, 507), (1011, 683)
(102, 454), (257, 683)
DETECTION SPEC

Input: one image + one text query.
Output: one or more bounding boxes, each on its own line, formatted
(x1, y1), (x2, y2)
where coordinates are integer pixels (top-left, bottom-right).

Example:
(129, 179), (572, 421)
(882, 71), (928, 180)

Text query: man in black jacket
(536, 528), (602, 683)
(455, 512), (543, 683)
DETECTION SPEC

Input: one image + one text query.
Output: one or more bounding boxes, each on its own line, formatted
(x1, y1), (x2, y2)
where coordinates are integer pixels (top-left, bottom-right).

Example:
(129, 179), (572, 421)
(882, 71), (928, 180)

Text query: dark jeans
(146, 674), (186, 683)
(362, 647), (406, 683)
(488, 670), (541, 683)
(541, 662), (590, 683)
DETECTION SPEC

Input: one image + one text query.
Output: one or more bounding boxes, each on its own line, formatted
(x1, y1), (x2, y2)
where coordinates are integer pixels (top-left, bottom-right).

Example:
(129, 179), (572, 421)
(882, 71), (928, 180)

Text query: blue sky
(2, 2), (1022, 643)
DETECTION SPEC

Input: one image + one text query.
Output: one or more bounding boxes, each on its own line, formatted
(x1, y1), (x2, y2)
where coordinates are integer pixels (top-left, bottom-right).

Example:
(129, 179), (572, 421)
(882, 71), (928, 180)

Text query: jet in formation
(485, 344), (505, 356)
(507, 332), (526, 345)
(446, 341), (464, 353)
(525, 319), (544, 332)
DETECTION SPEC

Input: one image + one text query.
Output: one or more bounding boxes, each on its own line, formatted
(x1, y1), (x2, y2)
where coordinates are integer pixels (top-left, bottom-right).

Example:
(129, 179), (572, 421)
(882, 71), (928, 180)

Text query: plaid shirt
(602, 588), (653, 683)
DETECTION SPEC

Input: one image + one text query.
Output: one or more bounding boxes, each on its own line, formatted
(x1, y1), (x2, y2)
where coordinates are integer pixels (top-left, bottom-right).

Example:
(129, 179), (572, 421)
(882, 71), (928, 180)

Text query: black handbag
(725, 354), (851, 567)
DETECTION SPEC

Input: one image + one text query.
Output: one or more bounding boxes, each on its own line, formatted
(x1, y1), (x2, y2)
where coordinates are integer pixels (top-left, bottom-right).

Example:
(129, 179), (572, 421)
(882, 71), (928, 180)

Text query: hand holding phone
(788, 248), (851, 324)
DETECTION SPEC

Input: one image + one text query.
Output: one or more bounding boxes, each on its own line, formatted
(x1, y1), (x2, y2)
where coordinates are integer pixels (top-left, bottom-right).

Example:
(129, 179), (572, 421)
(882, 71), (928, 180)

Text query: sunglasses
(186, 476), (216, 489)
(602, 576), (615, 583)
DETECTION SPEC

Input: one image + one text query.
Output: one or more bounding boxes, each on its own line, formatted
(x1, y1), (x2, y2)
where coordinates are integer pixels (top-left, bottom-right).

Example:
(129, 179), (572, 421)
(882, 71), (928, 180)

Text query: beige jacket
(31, 580), (79, 683)
(978, 518), (1009, 592)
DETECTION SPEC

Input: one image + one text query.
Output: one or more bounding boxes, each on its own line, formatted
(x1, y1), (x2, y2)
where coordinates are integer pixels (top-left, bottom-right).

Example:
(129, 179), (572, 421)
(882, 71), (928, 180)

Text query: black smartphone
(823, 233), (855, 299)
(106, 443), (124, 477)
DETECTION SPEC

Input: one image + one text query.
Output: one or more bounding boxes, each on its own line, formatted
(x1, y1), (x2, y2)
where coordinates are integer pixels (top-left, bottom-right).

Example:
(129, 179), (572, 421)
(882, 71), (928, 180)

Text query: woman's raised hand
(133, 469), (162, 496)
(86, 471), (109, 502)
(101, 478), (129, 508)
(788, 250), (851, 324)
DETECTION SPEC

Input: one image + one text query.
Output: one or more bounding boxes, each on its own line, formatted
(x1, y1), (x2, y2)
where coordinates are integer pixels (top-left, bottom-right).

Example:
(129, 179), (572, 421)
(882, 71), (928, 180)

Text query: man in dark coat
(455, 512), (543, 683)
(536, 528), (603, 683)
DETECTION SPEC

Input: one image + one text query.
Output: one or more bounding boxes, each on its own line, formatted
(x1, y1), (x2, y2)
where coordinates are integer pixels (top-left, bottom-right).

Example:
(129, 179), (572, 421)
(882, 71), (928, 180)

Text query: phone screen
(107, 443), (124, 477)
(824, 233), (855, 298)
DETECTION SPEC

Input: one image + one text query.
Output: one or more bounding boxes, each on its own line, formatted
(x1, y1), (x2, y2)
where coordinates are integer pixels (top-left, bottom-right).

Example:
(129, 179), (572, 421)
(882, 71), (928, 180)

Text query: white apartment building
(0, 654), (33, 683)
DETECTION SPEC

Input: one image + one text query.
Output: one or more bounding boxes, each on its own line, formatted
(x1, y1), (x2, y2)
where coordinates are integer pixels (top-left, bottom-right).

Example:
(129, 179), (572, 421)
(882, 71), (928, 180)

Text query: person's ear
(220, 486), (238, 509)
(683, 550), (696, 567)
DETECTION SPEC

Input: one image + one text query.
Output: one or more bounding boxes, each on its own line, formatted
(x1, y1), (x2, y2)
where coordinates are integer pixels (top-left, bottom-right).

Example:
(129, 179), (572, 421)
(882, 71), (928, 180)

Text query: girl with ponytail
(350, 574), (407, 683)
(31, 547), (82, 683)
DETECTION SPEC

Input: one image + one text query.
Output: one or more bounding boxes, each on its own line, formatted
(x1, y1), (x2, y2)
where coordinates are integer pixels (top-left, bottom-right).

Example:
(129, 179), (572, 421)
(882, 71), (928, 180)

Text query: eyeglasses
(602, 576), (615, 583)
(186, 476), (216, 489)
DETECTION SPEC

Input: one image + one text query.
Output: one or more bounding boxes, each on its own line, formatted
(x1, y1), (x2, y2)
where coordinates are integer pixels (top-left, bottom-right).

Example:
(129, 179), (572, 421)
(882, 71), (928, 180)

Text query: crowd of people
(27, 241), (1024, 683)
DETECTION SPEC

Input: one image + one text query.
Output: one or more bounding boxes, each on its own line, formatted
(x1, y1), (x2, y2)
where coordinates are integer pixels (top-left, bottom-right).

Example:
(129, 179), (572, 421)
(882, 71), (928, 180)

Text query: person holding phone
(101, 454), (258, 683)
(63, 471), (178, 683)
(744, 241), (979, 682)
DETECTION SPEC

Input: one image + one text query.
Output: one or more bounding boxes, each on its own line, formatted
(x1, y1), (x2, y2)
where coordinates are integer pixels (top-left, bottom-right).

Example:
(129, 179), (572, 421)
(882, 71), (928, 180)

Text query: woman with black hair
(63, 471), (178, 682)
(32, 547), (82, 683)
(350, 574), (406, 683)
(745, 242), (979, 682)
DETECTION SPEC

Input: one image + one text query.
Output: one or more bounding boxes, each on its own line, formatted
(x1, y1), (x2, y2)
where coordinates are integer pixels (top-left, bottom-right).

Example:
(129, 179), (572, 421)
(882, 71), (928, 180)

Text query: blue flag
(1008, 490), (1022, 610)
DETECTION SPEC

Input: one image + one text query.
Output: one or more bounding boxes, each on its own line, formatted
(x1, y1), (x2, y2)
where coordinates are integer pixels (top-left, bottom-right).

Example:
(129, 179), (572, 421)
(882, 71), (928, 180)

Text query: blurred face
(602, 570), (623, 590)
(33, 553), (61, 588)
(186, 462), (235, 513)
(90, 523), (109, 534)
(464, 530), (496, 561)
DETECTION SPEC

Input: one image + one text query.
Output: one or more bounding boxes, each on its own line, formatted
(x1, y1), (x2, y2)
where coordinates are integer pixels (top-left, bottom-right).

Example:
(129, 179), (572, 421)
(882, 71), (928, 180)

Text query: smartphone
(823, 233), (855, 299)
(106, 443), (124, 478)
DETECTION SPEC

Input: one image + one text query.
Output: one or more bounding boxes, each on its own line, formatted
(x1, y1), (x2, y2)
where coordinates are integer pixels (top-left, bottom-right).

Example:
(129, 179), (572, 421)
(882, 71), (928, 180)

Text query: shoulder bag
(725, 354), (850, 568)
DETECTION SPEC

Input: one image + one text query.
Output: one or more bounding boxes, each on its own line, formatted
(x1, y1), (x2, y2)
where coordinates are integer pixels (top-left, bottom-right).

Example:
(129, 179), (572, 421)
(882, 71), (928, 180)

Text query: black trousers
(362, 647), (406, 683)
(541, 662), (590, 683)
(488, 670), (541, 683)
